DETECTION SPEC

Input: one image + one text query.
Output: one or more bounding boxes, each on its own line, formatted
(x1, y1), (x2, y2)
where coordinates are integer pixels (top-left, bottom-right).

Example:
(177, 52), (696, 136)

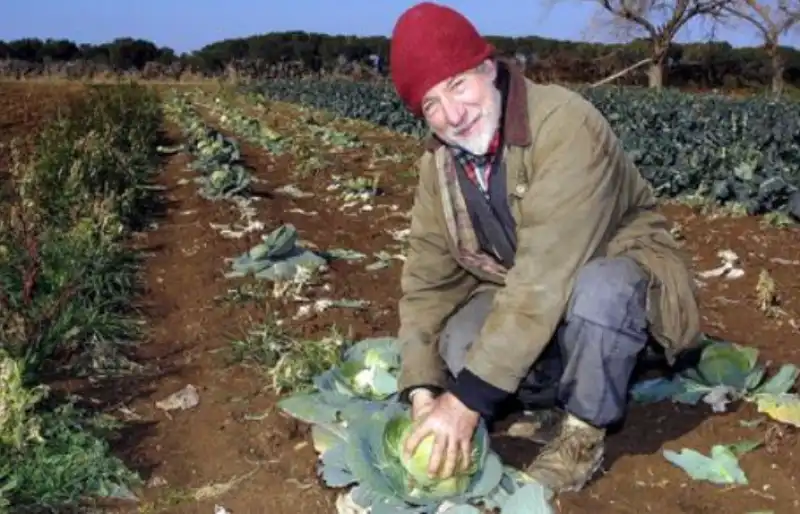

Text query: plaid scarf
(435, 136), (509, 279)
(450, 130), (502, 196)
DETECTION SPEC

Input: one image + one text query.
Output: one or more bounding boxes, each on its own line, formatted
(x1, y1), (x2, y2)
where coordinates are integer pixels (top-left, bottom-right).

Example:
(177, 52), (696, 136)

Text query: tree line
(1, 1), (799, 93)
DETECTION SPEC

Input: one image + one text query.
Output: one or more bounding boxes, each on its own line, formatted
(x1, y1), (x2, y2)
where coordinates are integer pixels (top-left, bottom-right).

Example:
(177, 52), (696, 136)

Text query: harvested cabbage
(382, 412), (481, 499)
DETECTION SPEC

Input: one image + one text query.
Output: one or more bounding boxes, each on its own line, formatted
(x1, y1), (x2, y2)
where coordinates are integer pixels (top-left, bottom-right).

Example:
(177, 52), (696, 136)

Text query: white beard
(454, 125), (497, 155)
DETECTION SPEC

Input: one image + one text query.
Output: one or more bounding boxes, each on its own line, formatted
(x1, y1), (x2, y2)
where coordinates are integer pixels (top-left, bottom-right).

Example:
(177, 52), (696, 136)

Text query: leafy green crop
(663, 442), (756, 485)
(245, 79), (800, 217)
(382, 412), (481, 500)
(224, 224), (327, 281)
(0, 351), (46, 450)
(203, 95), (286, 155)
(277, 332), (800, 511)
(0, 84), (160, 511)
(162, 92), (253, 201)
(278, 337), (556, 513)
(631, 337), (799, 417)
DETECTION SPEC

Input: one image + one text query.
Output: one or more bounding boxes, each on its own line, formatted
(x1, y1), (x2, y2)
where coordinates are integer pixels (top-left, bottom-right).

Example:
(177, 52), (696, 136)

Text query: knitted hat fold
(390, 2), (495, 117)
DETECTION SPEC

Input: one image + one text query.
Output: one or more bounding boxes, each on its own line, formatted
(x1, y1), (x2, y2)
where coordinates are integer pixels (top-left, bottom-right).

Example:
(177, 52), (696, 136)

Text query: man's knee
(566, 257), (648, 333)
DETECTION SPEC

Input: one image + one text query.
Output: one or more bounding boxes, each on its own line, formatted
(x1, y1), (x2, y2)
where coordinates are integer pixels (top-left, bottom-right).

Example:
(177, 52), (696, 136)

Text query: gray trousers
(439, 257), (651, 428)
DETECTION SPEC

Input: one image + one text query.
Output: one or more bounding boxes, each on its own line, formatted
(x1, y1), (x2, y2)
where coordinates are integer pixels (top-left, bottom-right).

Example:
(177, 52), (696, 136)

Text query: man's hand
(410, 389), (436, 421)
(404, 392), (480, 480)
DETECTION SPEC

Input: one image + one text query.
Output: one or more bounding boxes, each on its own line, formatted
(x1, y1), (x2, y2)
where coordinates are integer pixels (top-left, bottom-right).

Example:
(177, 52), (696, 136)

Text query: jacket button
(515, 184), (527, 195)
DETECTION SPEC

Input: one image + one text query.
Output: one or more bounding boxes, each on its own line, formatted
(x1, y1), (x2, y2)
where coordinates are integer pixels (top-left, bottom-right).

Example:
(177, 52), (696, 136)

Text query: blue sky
(2, 0), (798, 53)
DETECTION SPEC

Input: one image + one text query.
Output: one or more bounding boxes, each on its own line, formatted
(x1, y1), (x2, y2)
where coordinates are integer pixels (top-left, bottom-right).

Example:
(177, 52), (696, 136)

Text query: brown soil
(2, 82), (799, 514)
(0, 82), (86, 170)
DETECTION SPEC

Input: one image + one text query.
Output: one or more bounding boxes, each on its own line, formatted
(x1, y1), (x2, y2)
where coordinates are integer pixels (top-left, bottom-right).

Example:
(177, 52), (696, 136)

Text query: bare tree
(556, 1), (733, 88)
(722, 1), (800, 95)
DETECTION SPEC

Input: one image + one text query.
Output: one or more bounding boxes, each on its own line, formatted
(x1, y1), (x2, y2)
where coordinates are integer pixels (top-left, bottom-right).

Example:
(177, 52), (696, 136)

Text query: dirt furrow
(100, 122), (336, 513)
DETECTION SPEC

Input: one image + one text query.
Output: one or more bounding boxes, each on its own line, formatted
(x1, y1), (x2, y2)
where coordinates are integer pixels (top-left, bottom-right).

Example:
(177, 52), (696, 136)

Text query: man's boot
(524, 413), (605, 492)
(504, 407), (565, 444)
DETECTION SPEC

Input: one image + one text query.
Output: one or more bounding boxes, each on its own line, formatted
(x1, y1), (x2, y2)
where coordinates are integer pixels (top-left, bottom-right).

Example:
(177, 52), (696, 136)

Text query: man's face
(420, 59), (502, 155)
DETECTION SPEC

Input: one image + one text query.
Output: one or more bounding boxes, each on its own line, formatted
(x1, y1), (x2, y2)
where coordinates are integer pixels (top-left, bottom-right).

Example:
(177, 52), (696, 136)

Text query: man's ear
(479, 58), (497, 81)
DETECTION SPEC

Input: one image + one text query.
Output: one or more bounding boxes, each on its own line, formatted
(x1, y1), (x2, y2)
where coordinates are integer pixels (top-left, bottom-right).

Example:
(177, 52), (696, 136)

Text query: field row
(0, 84), (164, 511)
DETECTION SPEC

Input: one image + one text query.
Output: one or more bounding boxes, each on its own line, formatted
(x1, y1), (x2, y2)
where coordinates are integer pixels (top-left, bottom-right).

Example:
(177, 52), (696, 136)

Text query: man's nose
(441, 97), (465, 127)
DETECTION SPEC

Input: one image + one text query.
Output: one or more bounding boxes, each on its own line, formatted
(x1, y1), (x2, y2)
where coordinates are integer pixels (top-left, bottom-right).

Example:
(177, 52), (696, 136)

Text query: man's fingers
(440, 437), (459, 479)
(404, 422), (430, 459)
(458, 439), (472, 472)
(427, 434), (448, 477)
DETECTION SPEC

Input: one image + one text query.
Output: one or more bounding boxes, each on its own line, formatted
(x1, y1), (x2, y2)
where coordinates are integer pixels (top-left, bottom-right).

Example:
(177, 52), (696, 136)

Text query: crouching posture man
(391, 2), (702, 493)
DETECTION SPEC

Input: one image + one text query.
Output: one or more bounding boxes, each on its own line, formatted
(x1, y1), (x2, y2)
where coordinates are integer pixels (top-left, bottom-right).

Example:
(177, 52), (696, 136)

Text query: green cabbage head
(381, 412), (483, 499)
(210, 169), (229, 188)
(334, 349), (398, 400)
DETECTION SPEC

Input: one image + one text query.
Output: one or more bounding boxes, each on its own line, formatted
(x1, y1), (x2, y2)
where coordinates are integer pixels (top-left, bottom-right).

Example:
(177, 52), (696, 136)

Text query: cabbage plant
(342, 403), (502, 510)
(277, 337), (558, 513)
(276, 337), (404, 428)
(314, 337), (401, 404)
(630, 337), (798, 413)
(196, 163), (251, 200)
(332, 404), (555, 513)
(381, 412), (482, 500)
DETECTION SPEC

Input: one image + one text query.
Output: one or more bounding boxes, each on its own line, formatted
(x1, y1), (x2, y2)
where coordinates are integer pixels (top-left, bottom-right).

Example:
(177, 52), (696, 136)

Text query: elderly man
(390, 2), (701, 493)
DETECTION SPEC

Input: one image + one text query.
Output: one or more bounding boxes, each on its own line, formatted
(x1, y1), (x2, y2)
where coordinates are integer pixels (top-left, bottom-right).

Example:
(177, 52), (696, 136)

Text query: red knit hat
(390, 2), (495, 117)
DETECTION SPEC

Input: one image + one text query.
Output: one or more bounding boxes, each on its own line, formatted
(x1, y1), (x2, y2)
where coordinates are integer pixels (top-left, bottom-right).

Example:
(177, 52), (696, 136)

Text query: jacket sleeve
(397, 153), (479, 398)
(449, 94), (629, 415)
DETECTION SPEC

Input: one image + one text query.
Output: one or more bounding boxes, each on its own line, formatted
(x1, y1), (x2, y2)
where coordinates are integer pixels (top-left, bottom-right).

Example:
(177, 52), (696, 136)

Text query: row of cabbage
(0, 84), (163, 510)
(160, 92), (255, 201)
(197, 94), (287, 155)
(162, 93), (336, 284)
(245, 80), (800, 219)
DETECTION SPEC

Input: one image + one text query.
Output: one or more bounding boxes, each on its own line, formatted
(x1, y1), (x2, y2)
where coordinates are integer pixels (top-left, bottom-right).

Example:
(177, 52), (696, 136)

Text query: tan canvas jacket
(397, 61), (702, 395)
